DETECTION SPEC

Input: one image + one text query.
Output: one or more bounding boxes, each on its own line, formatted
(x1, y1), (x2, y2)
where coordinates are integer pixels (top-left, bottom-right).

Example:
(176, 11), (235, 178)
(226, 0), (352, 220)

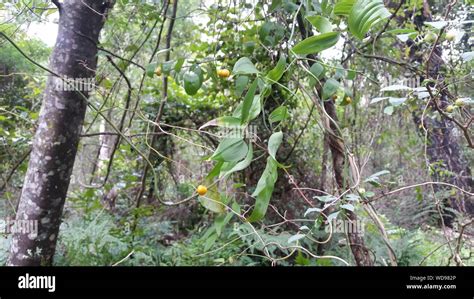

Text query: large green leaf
(292, 32), (340, 55)
(348, 0), (391, 40)
(233, 57), (258, 75)
(247, 157), (278, 222)
(211, 138), (248, 162)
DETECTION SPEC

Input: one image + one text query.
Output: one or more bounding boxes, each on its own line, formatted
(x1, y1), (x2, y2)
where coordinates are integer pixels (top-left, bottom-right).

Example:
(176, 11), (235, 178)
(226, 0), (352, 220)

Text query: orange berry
(217, 69), (230, 78)
(197, 185), (207, 196)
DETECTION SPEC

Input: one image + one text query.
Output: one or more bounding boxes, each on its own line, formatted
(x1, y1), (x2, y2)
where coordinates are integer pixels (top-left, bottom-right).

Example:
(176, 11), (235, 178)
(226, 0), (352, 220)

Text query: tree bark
(7, 0), (114, 266)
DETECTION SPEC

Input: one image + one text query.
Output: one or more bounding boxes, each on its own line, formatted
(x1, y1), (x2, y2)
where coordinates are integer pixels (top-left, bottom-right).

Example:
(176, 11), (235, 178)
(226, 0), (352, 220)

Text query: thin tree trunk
(296, 11), (373, 266)
(323, 100), (373, 266)
(7, 0), (115, 266)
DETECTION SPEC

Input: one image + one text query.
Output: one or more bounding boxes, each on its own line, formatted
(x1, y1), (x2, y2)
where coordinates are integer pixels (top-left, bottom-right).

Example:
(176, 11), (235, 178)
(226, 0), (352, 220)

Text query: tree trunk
(7, 0), (114, 266)
(296, 11), (373, 266)
(323, 100), (373, 266)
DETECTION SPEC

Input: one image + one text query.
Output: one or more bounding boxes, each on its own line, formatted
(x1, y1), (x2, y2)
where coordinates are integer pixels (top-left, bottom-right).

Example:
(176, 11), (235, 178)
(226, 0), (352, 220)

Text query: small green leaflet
(269, 106), (288, 123)
(266, 55), (287, 83)
(221, 144), (253, 179)
(247, 157), (278, 222)
(235, 75), (249, 97)
(199, 116), (242, 130)
(306, 15), (333, 33)
(292, 32), (340, 55)
(146, 63), (158, 78)
(322, 78), (340, 99)
(183, 67), (203, 95)
(240, 80), (259, 124)
(233, 57), (258, 75)
(268, 131), (283, 160)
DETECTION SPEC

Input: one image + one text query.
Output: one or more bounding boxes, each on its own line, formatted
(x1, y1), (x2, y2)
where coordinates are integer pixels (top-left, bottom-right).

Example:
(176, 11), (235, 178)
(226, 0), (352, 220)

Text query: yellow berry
(344, 96), (352, 104)
(445, 31), (456, 42)
(217, 69), (230, 78)
(154, 67), (162, 76)
(446, 105), (455, 113)
(424, 32), (437, 43)
(197, 185), (207, 196)
(454, 99), (464, 107)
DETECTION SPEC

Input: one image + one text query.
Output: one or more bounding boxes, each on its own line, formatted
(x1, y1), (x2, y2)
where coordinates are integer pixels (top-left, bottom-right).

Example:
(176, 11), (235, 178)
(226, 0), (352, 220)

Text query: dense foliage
(0, 0), (472, 266)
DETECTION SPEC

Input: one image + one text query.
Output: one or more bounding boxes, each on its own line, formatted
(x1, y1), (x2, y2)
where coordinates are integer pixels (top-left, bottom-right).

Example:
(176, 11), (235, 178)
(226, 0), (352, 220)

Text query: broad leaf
(183, 69), (203, 95)
(292, 32), (340, 55)
(306, 15), (333, 33)
(233, 57), (258, 74)
(348, 0), (391, 40)
(269, 106), (288, 123)
(211, 138), (249, 162)
(221, 144), (253, 179)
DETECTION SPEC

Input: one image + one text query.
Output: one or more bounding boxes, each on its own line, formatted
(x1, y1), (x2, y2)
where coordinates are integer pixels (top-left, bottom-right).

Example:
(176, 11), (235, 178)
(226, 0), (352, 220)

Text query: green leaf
(233, 57), (258, 75)
(235, 75), (249, 97)
(146, 63), (158, 78)
(333, 0), (356, 15)
(270, 0), (282, 11)
(247, 157), (278, 222)
(183, 69), (203, 95)
(306, 15), (333, 33)
(322, 78), (340, 100)
(348, 0), (391, 40)
(340, 203), (355, 211)
(211, 138), (249, 162)
(266, 55), (287, 83)
(240, 79), (259, 124)
(310, 63), (325, 79)
(162, 60), (175, 75)
(383, 105), (394, 115)
(292, 32), (340, 55)
(174, 58), (185, 72)
(199, 116), (242, 130)
(268, 131), (283, 160)
(221, 144), (253, 179)
(461, 51), (474, 62)
(288, 233), (305, 243)
(269, 106), (288, 123)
